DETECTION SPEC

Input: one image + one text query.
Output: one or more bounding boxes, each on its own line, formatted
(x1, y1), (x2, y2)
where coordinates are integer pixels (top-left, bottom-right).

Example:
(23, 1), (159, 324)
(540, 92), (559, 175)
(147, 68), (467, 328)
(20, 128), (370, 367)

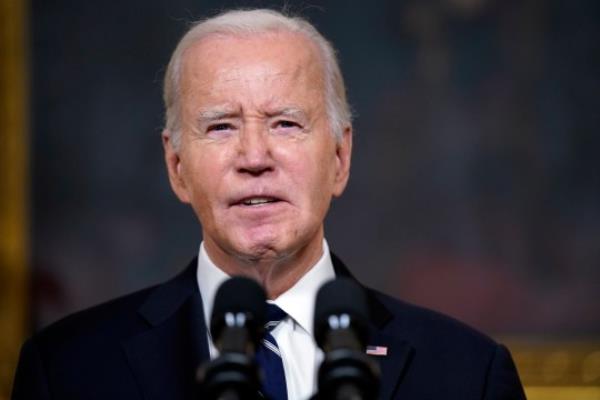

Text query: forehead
(179, 31), (325, 105)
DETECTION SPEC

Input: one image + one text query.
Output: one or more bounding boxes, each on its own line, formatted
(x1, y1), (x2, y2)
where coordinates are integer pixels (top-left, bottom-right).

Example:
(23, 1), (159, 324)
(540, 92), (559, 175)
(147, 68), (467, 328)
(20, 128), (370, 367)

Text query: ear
(162, 129), (191, 204)
(332, 125), (352, 197)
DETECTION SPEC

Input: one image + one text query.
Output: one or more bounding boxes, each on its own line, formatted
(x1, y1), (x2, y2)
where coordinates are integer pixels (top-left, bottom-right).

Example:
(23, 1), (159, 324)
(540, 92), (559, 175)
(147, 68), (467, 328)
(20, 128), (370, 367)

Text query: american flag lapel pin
(366, 345), (388, 356)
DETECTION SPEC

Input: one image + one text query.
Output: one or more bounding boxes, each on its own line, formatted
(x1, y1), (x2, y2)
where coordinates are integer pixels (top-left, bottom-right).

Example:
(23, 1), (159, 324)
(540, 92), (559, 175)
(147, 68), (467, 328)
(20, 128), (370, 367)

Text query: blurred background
(1, 0), (599, 398)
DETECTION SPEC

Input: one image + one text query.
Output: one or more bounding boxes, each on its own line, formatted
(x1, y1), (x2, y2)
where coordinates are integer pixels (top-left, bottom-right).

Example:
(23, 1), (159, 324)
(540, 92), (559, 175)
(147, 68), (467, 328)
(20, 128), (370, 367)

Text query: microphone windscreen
(210, 276), (266, 342)
(313, 278), (369, 347)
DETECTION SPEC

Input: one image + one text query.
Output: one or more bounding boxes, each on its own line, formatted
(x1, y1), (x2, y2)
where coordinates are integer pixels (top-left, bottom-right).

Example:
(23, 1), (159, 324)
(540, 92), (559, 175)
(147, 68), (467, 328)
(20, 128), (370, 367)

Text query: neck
(204, 232), (325, 299)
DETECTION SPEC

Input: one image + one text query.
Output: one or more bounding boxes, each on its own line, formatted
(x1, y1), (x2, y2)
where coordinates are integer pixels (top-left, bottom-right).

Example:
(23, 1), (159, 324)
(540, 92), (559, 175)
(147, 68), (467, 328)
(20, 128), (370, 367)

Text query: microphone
(313, 278), (380, 400)
(198, 277), (266, 400)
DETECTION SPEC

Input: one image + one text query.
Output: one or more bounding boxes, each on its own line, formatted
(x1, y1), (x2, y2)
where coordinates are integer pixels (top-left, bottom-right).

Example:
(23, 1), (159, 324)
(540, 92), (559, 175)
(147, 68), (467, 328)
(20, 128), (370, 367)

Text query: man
(13, 9), (525, 400)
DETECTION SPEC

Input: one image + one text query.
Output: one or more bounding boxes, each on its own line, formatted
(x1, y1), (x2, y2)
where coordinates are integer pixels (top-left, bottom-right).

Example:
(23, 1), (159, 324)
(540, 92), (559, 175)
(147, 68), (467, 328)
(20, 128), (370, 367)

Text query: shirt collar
(196, 240), (336, 336)
(270, 240), (335, 336)
(196, 242), (230, 333)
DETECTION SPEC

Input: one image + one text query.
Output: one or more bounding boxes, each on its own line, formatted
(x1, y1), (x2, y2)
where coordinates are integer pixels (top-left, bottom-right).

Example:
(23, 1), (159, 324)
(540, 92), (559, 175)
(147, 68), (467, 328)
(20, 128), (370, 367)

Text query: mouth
(235, 196), (283, 207)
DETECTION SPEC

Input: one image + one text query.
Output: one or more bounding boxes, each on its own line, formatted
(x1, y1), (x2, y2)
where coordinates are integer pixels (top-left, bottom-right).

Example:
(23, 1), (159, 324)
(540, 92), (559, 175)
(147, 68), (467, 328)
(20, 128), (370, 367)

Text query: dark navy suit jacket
(13, 254), (526, 399)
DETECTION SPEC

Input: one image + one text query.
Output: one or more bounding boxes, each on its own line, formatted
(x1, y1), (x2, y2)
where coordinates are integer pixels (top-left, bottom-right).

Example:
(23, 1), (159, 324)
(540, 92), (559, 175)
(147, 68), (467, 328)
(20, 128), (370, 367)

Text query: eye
(207, 123), (234, 132)
(272, 120), (303, 132)
(277, 120), (299, 128)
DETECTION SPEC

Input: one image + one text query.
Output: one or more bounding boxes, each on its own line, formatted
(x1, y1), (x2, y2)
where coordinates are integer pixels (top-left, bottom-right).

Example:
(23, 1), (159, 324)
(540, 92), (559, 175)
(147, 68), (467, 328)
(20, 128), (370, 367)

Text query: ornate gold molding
(506, 340), (600, 400)
(0, 0), (28, 398)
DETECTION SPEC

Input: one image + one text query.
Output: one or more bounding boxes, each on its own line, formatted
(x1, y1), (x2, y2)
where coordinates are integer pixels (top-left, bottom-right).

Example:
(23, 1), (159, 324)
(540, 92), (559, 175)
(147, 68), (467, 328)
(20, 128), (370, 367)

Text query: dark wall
(32, 0), (600, 337)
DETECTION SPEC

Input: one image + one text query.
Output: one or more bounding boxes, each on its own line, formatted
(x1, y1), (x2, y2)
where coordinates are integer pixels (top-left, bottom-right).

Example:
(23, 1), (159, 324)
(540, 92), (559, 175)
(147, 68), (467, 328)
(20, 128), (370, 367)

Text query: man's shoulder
(361, 288), (525, 399)
(368, 287), (499, 353)
(331, 252), (500, 354)
(12, 260), (203, 399)
(29, 259), (198, 355)
(31, 284), (157, 355)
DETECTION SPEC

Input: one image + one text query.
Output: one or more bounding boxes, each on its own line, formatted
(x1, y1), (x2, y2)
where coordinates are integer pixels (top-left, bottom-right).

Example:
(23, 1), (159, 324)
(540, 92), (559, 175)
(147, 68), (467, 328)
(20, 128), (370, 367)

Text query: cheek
(284, 144), (337, 200)
(311, 141), (338, 183)
(181, 146), (227, 200)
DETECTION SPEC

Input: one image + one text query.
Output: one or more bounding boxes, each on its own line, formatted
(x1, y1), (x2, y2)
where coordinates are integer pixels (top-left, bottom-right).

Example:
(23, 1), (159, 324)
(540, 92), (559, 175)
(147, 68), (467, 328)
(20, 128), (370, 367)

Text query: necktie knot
(265, 303), (287, 332)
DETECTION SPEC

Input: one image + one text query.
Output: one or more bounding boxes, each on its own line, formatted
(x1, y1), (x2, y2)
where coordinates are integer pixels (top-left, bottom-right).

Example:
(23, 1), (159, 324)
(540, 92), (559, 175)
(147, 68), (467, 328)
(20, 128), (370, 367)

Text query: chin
(221, 221), (319, 263)
(231, 244), (288, 264)
(230, 231), (287, 261)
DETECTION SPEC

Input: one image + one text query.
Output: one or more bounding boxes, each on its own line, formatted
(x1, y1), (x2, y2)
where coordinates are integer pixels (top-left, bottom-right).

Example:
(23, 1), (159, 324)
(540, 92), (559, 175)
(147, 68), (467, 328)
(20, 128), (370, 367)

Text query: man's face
(164, 32), (351, 266)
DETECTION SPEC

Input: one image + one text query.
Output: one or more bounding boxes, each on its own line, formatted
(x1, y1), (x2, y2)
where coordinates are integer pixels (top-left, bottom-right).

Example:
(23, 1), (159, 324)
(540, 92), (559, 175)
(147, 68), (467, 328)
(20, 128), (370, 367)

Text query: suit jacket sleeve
(483, 344), (526, 400)
(12, 338), (51, 400)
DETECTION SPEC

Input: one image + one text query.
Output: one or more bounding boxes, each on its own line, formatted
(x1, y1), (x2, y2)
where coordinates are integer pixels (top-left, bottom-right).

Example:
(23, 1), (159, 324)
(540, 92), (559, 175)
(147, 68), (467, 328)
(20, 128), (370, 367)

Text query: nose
(236, 123), (274, 176)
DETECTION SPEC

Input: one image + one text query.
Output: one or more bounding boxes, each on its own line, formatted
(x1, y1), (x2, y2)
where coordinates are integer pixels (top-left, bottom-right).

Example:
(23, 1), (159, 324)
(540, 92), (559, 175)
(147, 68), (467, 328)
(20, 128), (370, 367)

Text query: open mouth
(239, 197), (281, 206)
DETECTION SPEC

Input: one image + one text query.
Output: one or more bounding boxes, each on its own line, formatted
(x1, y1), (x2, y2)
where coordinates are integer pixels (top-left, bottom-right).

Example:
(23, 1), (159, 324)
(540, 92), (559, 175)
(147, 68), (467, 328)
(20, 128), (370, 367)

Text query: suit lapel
(331, 253), (414, 400)
(122, 259), (210, 400)
(367, 328), (413, 400)
(121, 253), (412, 399)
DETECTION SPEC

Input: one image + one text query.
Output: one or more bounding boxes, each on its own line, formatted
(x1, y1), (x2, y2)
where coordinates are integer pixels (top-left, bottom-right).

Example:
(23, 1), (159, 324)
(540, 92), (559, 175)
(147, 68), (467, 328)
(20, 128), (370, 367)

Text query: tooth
(243, 197), (273, 205)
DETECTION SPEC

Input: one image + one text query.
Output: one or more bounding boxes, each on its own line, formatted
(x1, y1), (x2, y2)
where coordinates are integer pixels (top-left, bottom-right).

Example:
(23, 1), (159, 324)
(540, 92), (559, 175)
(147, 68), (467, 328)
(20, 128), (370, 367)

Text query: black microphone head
(210, 276), (267, 347)
(313, 278), (369, 349)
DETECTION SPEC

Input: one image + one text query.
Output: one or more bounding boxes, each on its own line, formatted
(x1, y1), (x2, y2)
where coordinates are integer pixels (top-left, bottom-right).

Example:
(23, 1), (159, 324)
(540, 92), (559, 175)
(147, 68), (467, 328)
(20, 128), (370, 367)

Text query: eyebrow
(196, 106), (309, 124)
(267, 107), (308, 120)
(196, 108), (240, 123)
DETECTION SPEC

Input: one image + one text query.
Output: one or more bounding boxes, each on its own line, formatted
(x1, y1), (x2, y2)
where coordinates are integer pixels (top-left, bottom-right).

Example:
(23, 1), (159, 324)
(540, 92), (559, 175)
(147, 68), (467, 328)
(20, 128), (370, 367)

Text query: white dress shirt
(197, 240), (336, 400)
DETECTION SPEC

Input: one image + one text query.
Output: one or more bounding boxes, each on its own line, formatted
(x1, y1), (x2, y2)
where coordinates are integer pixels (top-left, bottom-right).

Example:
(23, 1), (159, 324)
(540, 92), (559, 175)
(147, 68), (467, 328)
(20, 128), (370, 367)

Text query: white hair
(163, 8), (352, 149)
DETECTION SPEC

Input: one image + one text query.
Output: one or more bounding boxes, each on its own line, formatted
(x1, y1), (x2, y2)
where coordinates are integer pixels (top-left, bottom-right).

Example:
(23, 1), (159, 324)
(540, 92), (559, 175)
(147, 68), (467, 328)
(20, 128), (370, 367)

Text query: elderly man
(13, 9), (525, 400)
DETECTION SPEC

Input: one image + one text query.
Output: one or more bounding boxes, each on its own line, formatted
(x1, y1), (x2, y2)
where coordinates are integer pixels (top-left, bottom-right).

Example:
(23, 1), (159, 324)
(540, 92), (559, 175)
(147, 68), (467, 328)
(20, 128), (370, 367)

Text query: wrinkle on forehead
(181, 31), (324, 91)
(193, 60), (317, 93)
(178, 31), (328, 136)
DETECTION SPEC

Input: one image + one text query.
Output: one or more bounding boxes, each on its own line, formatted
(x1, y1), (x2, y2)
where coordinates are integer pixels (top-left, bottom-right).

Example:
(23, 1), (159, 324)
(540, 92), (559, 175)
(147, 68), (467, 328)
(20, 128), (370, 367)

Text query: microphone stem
(336, 382), (363, 400)
(216, 388), (242, 400)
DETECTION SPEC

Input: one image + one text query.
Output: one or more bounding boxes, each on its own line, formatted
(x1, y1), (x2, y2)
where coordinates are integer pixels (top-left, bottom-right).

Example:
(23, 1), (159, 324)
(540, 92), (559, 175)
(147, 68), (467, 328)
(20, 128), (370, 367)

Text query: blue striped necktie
(255, 303), (288, 400)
